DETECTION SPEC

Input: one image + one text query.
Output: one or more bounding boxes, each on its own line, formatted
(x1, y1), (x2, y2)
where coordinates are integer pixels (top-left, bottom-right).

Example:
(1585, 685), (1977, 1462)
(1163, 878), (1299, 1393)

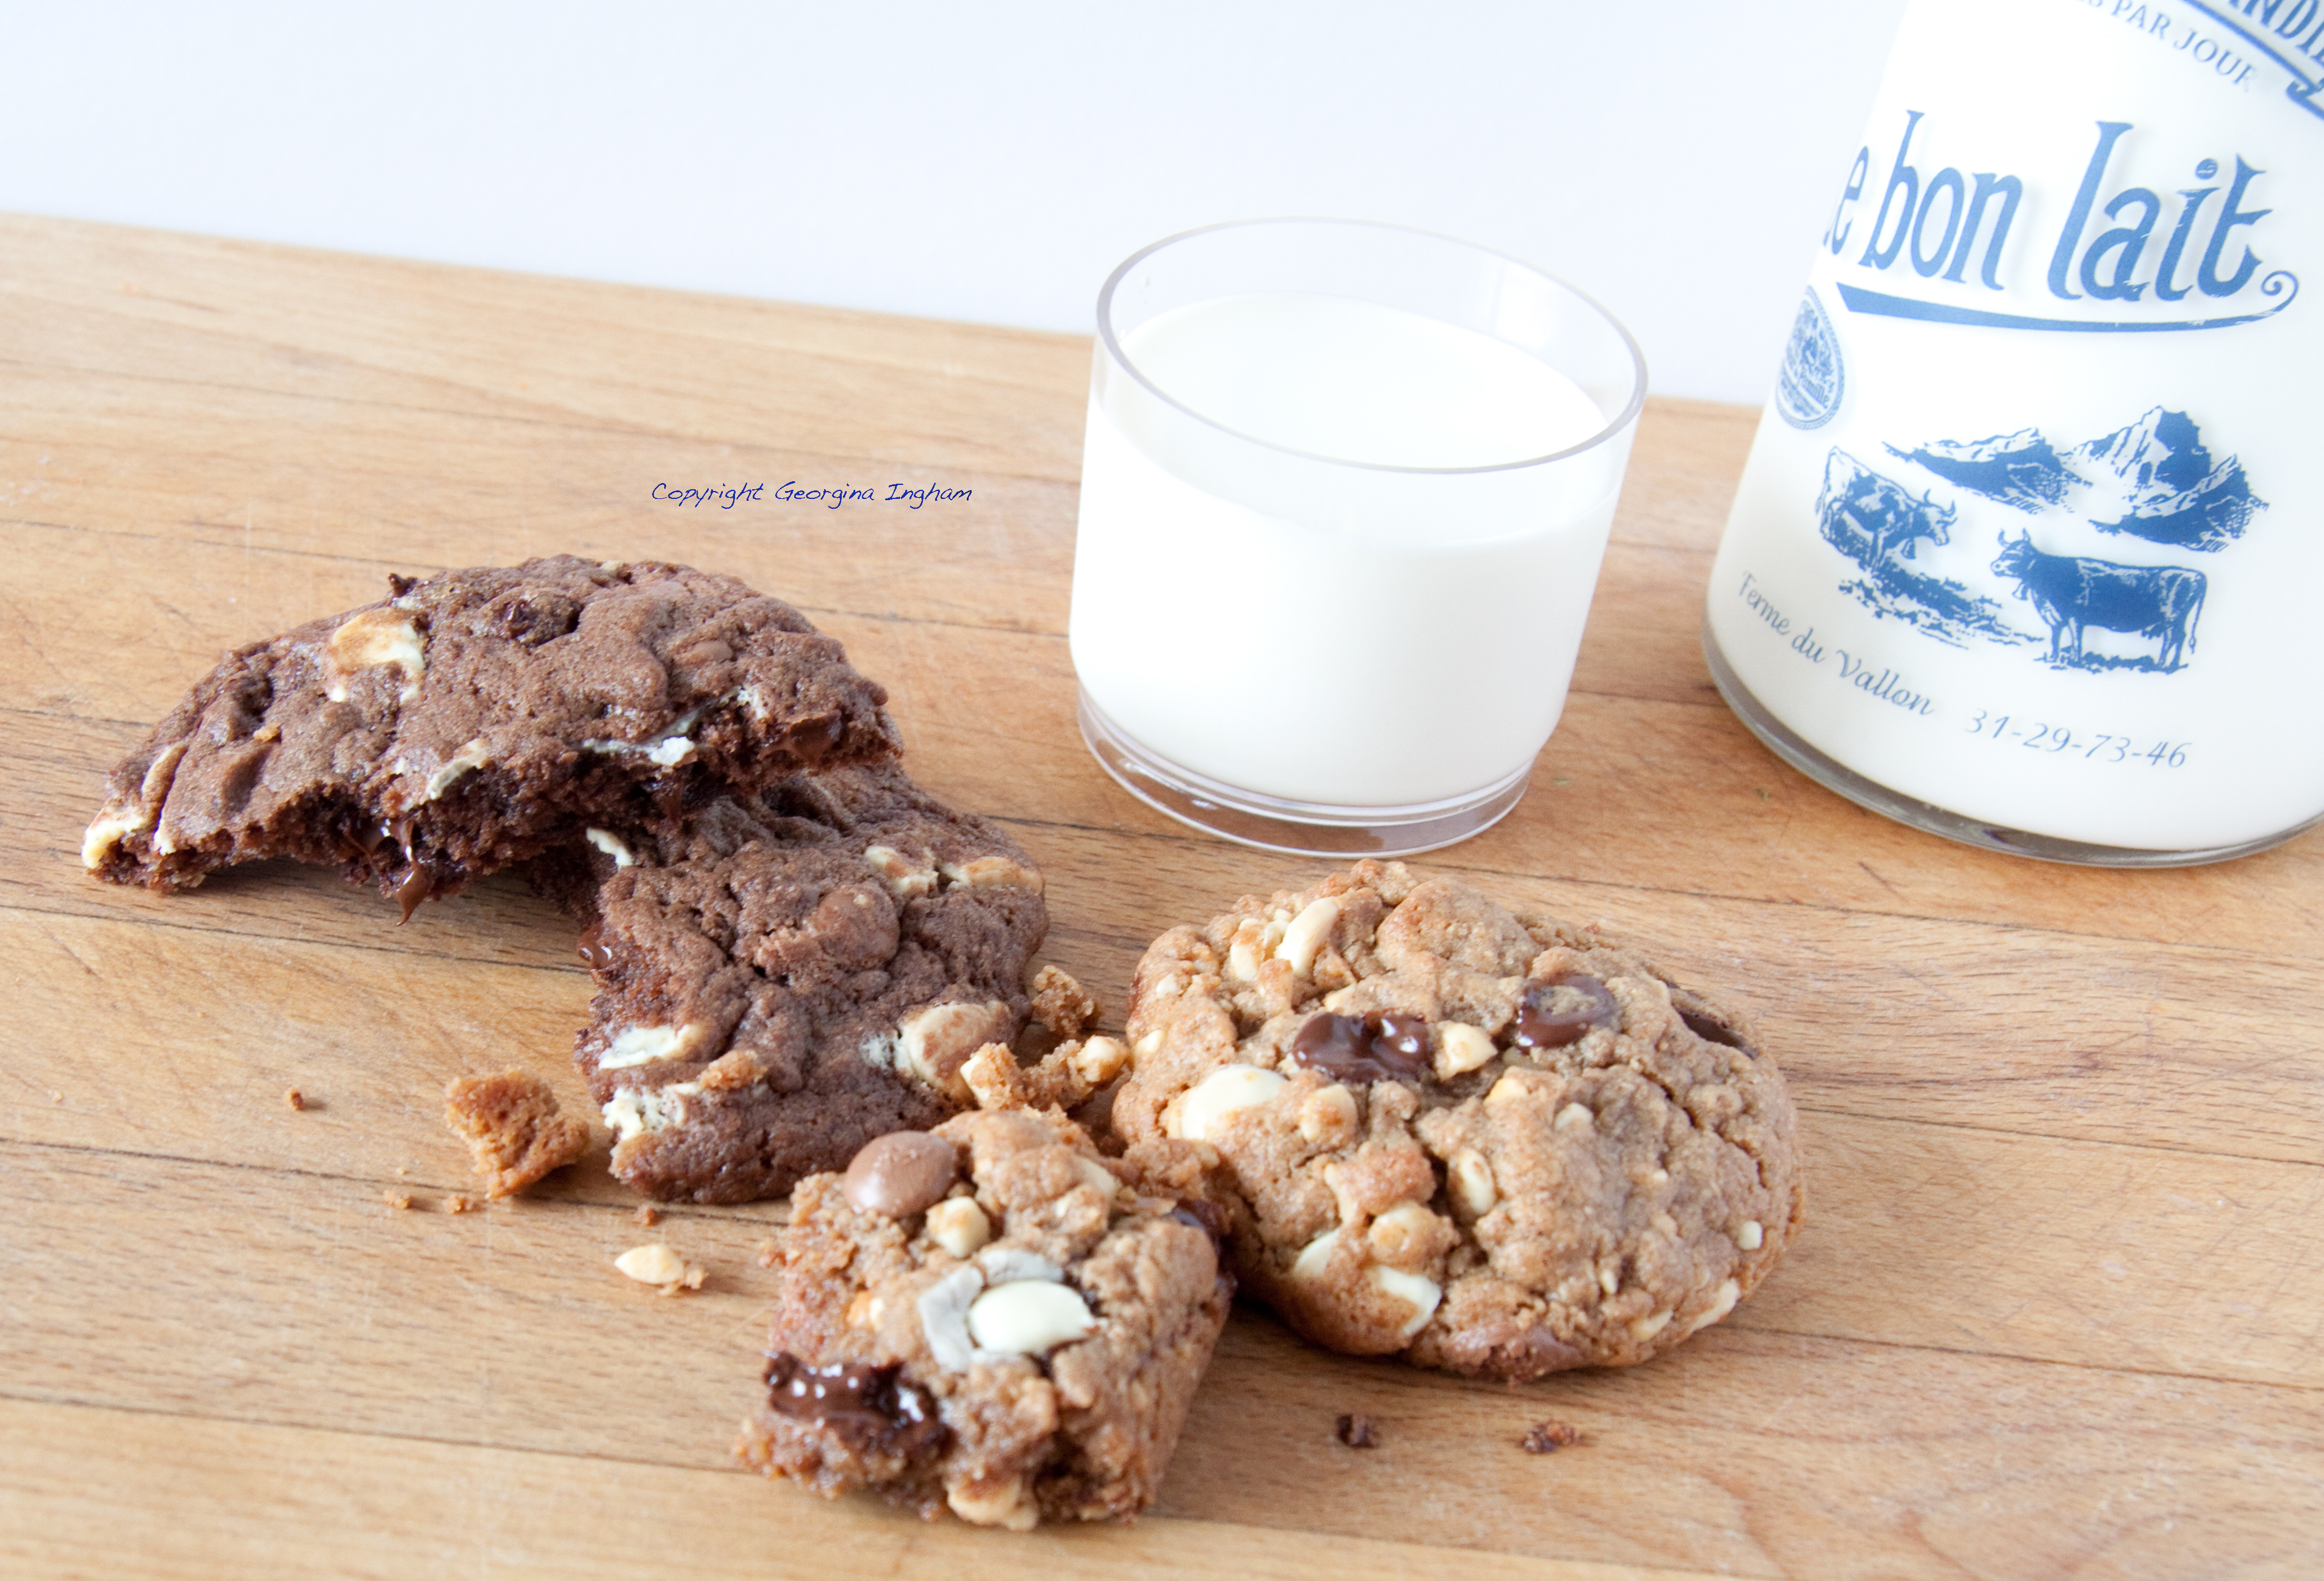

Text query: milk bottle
(1705, 0), (2324, 862)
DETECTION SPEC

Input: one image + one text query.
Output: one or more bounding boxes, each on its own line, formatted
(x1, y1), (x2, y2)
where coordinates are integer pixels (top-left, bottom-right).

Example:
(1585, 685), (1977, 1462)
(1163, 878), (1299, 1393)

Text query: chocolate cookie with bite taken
(737, 1106), (1232, 1528)
(1108, 860), (1802, 1380)
(82, 557), (895, 914)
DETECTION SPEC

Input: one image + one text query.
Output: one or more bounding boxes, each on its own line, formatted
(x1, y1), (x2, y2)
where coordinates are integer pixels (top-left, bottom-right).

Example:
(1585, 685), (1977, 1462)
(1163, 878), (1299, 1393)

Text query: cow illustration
(1990, 532), (2205, 671)
(1818, 450), (1956, 568)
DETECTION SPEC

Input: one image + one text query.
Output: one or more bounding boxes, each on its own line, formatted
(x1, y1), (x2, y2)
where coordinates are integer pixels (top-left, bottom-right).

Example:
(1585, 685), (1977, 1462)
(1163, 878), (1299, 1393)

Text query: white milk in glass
(1071, 292), (1618, 808)
(1706, 0), (2324, 858)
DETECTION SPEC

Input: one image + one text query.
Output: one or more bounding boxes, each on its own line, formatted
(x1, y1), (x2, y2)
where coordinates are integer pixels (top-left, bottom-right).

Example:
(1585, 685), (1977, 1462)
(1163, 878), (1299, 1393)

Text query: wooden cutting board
(2, 212), (2318, 1581)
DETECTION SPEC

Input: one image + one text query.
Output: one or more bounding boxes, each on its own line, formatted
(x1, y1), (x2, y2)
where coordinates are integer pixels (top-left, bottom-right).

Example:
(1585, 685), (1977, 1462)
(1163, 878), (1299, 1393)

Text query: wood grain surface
(2, 213), (2318, 1580)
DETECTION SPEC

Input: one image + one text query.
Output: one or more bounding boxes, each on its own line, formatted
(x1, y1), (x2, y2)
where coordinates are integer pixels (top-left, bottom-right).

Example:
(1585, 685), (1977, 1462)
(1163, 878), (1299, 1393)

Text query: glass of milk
(1069, 219), (1646, 855)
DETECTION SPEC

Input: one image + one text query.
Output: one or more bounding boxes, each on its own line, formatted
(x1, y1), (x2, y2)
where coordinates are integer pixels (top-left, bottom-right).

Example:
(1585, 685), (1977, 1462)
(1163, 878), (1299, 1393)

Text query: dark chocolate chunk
(763, 1353), (948, 1458)
(1512, 972), (1619, 1050)
(1677, 1003), (1754, 1055)
(1290, 1010), (1431, 1083)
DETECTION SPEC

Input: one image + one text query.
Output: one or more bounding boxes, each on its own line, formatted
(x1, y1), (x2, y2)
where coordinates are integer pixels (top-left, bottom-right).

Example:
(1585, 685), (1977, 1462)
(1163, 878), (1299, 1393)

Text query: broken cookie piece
(528, 761), (1052, 1203)
(443, 1069), (590, 1197)
(736, 1108), (1232, 1528)
(1108, 860), (1804, 1379)
(83, 557), (896, 910)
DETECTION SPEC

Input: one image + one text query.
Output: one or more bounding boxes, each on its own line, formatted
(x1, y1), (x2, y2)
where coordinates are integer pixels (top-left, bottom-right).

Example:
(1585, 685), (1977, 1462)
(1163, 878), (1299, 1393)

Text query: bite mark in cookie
(83, 557), (897, 911)
(736, 1106), (1233, 1528)
(1108, 860), (1804, 1379)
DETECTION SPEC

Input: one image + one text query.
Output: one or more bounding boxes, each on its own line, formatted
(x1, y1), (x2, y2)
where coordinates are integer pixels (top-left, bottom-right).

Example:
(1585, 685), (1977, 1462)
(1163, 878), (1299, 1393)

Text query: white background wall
(2, 2), (1912, 405)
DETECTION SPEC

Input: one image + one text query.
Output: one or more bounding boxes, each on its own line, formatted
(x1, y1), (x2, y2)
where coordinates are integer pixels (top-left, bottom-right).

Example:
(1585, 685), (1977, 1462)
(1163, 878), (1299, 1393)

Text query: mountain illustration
(1886, 427), (2075, 512)
(2071, 407), (2263, 551)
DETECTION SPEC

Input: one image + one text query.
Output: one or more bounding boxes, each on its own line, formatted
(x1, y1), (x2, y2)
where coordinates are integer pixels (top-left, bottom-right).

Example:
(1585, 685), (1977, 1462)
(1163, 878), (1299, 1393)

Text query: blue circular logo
(1775, 288), (1843, 430)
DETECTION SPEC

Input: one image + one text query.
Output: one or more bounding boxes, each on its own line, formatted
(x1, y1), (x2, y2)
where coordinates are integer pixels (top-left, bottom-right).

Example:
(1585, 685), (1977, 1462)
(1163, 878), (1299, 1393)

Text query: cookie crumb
(49, 1090), (63, 1104)
(1030, 964), (1102, 1038)
(384, 1191), (414, 1211)
(615, 1243), (705, 1294)
(443, 1069), (590, 1197)
(756, 1238), (780, 1269)
(634, 1205), (661, 1227)
(1521, 1421), (1582, 1454)
(444, 1194), (476, 1214)
(1335, 1414), (1379, 1449)
(284, 1088), (306, 1111)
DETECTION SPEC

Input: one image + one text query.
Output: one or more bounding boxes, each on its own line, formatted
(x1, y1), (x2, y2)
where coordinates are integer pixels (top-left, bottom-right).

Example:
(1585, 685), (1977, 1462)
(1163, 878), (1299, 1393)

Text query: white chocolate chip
(873, 1000), (1013, 1097)
(598, 1023), (701, 1071)
(1598, 1260), (1621, 1297)
(925, 1197), (991, 1259)
(1555, 1102), (1595, 1133)
(1171, 1064), (1288, 1142)
(1277, 897), (1341, 977)
(1433, 1022), (1498, 1079)
(1682, 1277), (1742, 1338)
(1072, 1155), (1121, 1200)
(600, 1080), (701, 1142)
(1289, 1227), (1343, 1281)
(947, 1477), (1037, 1532)
(976, 1247), (1063, 1286)
(916, 1265), (985, 1372)
(1366, 1202), (1440, 1269)
(1067, 1035), (1129, 1088)
(1370, 1264), (1442, 1341)
(585, 828), (636, 868)
(421, 737), (490, 801)
(1737, 1220), (1765, 1251)
(1225, 936), (1261, 984)
(1450, 1149), (1497, 1217)
(1485, 1071), (1533, 1109)
(1133, 1030), (1163, 1058)
(938, 855), (1043, 892)
(967, 1280), (1095, 1356)
(1629, 1310), (1674, 1342)
(81, 808), (150, 870)
(1297, 1084), (1358, 1145)
(326, 608), (426, 701)
(863, 845), (939, 897)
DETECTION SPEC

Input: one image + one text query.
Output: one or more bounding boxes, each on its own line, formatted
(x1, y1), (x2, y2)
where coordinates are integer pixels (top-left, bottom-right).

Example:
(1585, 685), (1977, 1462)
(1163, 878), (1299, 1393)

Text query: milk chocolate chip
(1512, 973), (1618, 1050)
(843, 1130), (958, 1217)
(1291, 1010), (1431, 1083)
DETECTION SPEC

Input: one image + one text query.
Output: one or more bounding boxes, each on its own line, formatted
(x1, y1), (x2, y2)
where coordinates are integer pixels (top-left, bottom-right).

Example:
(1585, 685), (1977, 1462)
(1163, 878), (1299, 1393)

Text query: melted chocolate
(334, 819), (394, 864)
(1290, 1010), (1431, 1083)
(783, 712), (847, 765)
(395, 862), (438, 925)
(576, 924), (616, 971)
(1512, 973), (1619, 1050)
(1678, 1005), (1753, 1055)
(763, 1353), (949, 1457)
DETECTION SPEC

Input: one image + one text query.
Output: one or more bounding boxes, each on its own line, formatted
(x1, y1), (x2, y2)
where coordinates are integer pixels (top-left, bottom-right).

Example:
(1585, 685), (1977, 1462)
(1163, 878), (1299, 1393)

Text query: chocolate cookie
(1108, 861), (1802, 1380)
(82, 557), (895, 913)
(528, 761), (1057, 1203)
(736, 1106), (1232, 1528)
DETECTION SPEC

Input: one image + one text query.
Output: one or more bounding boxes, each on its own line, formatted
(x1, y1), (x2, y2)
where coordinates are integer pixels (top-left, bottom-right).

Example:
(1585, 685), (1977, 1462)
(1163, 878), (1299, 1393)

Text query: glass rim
(1094, 216), (1649, 478)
